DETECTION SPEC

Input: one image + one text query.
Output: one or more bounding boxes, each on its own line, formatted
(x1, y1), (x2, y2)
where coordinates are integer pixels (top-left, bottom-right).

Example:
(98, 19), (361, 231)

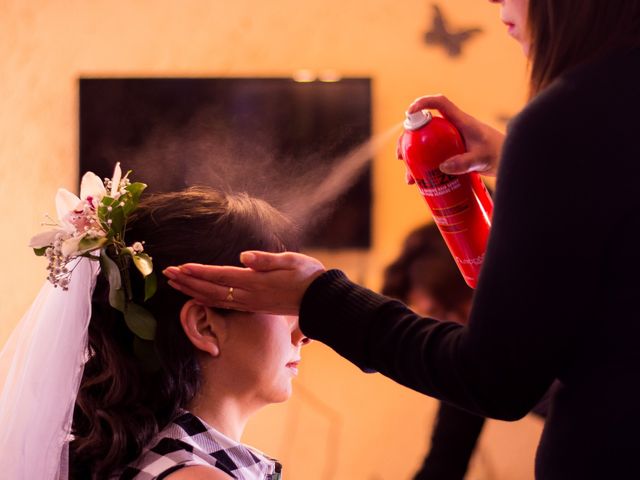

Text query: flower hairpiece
(30, 163), (157, 341)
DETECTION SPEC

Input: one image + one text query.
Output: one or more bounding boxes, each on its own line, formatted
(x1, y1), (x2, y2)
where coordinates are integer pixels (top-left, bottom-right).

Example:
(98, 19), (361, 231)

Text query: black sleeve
(299, 82), (602, 420)
(413, 402), (485, 480)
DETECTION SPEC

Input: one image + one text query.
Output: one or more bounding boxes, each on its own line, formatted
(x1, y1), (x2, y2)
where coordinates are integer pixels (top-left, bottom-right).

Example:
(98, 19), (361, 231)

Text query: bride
(0, 166), (307, 480)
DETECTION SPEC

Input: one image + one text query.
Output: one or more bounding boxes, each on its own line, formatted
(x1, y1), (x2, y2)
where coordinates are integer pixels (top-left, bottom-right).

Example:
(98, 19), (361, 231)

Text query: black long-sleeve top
(299, 48), (640, 478)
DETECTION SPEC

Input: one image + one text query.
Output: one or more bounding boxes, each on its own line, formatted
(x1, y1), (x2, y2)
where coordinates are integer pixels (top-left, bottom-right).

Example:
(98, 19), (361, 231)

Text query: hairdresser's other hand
(163, 251), (326, 316)
(408, 95), (505, 176)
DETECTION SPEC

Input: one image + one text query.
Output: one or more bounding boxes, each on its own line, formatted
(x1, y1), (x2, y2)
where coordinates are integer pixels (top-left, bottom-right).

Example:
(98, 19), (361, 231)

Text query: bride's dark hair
(70, 187), (298, 479)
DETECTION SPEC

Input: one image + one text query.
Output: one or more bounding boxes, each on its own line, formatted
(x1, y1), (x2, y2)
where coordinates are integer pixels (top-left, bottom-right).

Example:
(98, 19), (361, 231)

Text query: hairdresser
(164, 1), (640, 477)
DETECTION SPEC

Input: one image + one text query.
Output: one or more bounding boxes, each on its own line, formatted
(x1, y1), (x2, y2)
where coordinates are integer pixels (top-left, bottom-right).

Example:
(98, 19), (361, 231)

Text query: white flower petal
(28, 229), (62, 248)
(56, 188), (82, 222)
(61, 236), (83, 257)
(110, 162), (122, 197)
(80, 172), (106, 203)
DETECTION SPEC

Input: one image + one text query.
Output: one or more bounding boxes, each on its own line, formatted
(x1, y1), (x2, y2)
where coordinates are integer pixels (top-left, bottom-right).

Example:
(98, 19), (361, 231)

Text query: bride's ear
(179, 300), (226, 357)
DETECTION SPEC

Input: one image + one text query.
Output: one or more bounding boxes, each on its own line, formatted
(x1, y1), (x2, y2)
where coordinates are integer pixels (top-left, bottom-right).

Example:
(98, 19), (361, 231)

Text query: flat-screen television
(79, 78), (372, 249)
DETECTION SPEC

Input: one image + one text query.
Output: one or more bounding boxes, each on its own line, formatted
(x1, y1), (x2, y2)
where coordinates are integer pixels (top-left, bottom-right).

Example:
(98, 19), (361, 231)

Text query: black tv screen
(79, 78), (372, 248)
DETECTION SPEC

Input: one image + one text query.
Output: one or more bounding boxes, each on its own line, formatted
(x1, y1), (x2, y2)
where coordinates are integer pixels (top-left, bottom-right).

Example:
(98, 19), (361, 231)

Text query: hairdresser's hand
(163, 251), (326, 316)
(407, 95), (505, 176)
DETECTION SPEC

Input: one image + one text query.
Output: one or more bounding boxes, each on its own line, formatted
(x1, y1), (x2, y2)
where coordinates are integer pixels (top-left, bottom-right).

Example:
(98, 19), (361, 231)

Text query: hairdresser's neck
(188, 389), (261, 442)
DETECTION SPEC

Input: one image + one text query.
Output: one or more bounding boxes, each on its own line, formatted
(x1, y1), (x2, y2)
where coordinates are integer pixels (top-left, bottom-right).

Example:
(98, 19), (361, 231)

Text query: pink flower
(29, 164), (123, 257)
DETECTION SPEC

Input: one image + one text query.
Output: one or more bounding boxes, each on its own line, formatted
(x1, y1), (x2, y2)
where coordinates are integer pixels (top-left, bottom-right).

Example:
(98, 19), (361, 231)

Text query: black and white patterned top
(117, 411), (282, 480)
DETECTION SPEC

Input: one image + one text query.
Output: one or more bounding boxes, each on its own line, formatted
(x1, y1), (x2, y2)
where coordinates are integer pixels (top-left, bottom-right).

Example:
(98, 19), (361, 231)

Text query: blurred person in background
(382, 223), (482, 480)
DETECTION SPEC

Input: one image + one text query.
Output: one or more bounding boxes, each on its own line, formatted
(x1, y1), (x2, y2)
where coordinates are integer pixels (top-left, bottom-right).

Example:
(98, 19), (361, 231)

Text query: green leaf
(109, 206), (125, 235)
(78, 236), (108, 254)
(100, 197), (117, 209)
(98, 196), (125, 236)
(144, 272), (157, 302)
(126, 181), (147, 200)
(33, 247), (48, 256)
(123, 182), (147, 215)
(100, 251), (125, 312)
(132, 252), (153, 277)
(124, 303), (157, 340)
(98, 197), (116, 224)
(110, 287), (126, 313)
(100, 250), (121, 289)
(97, 207), (105, 224)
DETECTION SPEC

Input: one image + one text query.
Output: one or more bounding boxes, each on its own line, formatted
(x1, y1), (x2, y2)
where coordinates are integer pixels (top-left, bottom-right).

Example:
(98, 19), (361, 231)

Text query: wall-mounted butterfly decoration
(424, 4), (483, 58)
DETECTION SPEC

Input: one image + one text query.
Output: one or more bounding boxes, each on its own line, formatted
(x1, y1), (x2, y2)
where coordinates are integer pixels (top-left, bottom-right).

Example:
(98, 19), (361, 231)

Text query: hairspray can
(399, 110), (493, 288)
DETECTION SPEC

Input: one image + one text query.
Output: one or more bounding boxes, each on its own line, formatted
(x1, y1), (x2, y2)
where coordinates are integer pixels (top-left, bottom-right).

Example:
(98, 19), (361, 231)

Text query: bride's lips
(502, 20), (516, 36)
(286, 360), (300, 374)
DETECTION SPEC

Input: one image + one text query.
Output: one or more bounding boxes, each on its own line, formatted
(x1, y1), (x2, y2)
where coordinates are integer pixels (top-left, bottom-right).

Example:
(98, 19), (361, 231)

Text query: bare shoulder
(164, 465), (233, 479)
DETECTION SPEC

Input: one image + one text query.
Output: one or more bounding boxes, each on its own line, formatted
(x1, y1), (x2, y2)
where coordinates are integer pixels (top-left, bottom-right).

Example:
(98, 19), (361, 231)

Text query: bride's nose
(288, 316), (311, 346)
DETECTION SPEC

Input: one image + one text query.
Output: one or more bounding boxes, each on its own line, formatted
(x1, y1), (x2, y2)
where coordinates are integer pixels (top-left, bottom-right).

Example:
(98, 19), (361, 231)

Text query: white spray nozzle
(403, 110), (433, 130)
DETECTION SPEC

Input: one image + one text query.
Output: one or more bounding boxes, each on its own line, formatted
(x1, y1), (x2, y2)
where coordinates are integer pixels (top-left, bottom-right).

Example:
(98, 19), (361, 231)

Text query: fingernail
(439, 160), (457, 174)
(179, 265), (193, 275)
(163, 268), (178, 279)
(240, 252), (256, 264)
(167, 280), (182, 291)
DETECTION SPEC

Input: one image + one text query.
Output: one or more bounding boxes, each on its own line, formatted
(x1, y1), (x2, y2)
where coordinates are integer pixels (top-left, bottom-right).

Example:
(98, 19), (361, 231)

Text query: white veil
(0, 258), (98, 479)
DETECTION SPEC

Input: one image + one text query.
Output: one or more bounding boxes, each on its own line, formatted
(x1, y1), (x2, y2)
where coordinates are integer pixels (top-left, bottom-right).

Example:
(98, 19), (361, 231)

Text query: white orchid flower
(31, 162), (152, 297)
(110, 162), (122, 197)
(28, 226), (65, 252)
(28, 169), (110, 254)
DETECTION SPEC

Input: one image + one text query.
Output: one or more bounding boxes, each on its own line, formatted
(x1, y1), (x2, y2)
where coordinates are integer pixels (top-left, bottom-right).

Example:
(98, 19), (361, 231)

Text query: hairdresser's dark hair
(69, 187), (298, 479)
(381, 223), (471, 317)
(528, 0), (640, 96)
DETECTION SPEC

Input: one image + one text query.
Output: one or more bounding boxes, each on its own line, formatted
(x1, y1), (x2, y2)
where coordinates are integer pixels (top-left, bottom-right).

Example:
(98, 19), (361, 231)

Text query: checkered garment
(116, 411), (283, 480)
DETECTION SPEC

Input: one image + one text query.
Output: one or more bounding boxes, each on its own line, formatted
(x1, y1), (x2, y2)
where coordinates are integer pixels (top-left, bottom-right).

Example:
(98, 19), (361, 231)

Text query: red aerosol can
(399, 110), (493, 288)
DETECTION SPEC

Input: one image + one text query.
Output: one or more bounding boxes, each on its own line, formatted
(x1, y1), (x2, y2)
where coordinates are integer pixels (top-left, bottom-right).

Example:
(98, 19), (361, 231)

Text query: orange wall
(0, 1), (540, 479)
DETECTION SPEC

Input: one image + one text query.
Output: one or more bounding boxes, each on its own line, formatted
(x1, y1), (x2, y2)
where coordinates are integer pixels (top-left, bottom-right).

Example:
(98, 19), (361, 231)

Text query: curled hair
(70, 187), (298, 479)
(528, 0), (640, 96)
(381, 223), (471, 315)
